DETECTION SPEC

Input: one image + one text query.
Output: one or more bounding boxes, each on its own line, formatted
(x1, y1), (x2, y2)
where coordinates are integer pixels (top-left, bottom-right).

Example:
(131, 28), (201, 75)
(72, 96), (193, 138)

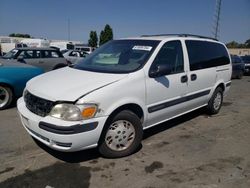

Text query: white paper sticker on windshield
(132, 46), (152, 51)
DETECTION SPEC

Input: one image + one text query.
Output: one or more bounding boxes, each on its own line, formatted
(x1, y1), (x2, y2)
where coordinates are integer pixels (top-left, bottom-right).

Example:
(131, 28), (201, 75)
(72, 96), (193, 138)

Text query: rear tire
(0, 85), (13, 110)
(207, 87), (223, 115)
(98, 110), (143, 158)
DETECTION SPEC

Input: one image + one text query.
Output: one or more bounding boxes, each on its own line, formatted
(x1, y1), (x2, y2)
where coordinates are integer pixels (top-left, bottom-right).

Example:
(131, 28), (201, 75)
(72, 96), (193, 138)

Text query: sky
(0, 0), (249, 44)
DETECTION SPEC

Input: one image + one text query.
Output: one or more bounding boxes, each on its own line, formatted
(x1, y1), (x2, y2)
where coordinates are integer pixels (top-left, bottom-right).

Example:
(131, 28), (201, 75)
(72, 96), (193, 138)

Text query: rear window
(185, 40), (230, 71)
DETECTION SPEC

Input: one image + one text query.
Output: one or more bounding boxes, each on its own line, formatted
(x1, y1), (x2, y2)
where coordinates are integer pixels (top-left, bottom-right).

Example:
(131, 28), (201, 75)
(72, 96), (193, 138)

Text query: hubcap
(213, 92), (222, 110)
(105, 120), (135, 151)
(0, 86), (9, 108)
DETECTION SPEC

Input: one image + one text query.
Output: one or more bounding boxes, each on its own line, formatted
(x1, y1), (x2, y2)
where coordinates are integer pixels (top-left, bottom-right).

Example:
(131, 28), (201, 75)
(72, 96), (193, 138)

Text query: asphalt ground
(0, 77), (250, 188)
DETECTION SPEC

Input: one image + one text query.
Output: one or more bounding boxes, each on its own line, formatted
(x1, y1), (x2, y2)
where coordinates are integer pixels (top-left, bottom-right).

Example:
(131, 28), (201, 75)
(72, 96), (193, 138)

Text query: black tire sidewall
(207, 87), (223, 115)
(0, 86), (13, 110)
(99, 110), (143, 158)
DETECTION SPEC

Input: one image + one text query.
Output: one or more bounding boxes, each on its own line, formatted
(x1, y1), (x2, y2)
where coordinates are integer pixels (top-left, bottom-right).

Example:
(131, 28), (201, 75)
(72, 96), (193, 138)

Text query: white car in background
(74, 46), (95, 54)
(62, 50), (88, 65)
(17, 34), (232, 158)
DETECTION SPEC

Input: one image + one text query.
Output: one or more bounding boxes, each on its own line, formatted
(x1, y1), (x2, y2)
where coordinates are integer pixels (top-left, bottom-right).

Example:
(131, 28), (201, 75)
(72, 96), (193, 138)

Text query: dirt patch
(156, 141), (170, 148)
(145, 161), (163, 173)
(0, 163), (91, 188)
(222, 102), (233, 106)
(157, 157), (244, 184)
(0, 167), (14, 175)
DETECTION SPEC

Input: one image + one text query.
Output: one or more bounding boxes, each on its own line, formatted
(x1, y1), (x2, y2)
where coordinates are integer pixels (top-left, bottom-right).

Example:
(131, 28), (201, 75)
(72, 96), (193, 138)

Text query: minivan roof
(124, 34), (219, 42)
(14, 47), (58, 51)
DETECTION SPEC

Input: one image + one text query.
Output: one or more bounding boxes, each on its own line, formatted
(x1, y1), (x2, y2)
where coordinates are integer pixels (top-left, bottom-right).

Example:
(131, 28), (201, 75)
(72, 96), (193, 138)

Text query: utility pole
(212, 0), (222, 39)
(67, 18), (71, 41)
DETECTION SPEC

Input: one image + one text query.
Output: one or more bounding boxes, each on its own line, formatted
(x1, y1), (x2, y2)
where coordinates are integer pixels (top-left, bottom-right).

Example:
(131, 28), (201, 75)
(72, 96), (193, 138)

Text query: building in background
(229, 48), (250, 56)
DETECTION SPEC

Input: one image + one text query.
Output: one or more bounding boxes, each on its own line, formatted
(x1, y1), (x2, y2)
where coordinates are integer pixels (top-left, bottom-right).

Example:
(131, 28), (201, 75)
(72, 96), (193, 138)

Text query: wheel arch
(98, 103), (145, 144)
(0, 82), (15, 96)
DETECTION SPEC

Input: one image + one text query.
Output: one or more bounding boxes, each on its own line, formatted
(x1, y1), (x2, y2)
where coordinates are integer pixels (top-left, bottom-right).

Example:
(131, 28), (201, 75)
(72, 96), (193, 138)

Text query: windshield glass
(3, 49), (18, 59)
(74, 40), (160, 73)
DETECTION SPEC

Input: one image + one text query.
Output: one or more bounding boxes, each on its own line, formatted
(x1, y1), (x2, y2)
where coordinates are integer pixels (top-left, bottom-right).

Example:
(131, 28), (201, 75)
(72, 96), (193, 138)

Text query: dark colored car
(2, 48), (68, 72)
(241, 55), (250, 75)
(231, 55), (245, 79)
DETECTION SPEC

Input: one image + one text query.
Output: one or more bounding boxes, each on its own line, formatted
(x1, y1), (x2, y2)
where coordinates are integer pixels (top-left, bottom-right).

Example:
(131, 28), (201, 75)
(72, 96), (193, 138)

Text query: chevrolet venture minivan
(17, 34), (232, 158)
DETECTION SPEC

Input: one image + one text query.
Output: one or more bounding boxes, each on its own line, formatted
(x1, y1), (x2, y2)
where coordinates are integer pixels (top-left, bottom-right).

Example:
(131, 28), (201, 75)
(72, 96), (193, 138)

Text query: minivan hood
(26, 67), (128, 101)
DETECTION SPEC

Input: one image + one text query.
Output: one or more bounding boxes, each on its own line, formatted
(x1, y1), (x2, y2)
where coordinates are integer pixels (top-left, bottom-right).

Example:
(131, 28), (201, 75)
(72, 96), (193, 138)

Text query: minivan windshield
(74, 40), (160, 73)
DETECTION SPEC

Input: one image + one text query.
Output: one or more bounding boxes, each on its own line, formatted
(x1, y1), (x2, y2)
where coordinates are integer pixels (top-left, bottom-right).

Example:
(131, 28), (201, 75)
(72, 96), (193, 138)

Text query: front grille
(24, 91), (54, 117)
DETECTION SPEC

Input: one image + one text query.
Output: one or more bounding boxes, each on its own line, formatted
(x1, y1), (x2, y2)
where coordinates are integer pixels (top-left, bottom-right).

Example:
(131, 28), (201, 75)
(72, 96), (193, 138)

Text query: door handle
(191, 74), (197, 81)
(181, 75), (188, 83)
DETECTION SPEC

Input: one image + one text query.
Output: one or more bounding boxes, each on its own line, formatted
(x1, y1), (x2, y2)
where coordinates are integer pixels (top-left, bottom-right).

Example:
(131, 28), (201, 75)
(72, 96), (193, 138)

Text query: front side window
(150, 40), (184, 75)
(186, 40), (230, 71)
(74, 40), (160, 73)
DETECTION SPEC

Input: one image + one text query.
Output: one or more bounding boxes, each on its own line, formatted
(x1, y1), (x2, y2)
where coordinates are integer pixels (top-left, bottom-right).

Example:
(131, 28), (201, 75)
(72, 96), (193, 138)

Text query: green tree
(99, 30), (105, 46)
(8, 33), (31, 38)
(245, 39), (250, 48)
(88, 31), (98, 47)
(226, 41), (239, 48)
(99, 24), (113, 46)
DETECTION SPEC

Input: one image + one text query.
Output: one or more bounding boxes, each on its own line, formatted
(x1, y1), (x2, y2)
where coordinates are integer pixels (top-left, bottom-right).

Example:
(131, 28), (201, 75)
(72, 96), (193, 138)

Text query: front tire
(99, 110), (143, 158)
(207, 87), (223, 115)
(0, 85), (13, 110)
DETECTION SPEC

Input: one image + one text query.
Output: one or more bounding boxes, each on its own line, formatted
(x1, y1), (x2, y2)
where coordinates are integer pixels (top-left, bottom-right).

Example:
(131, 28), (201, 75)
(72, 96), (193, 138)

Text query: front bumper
(17, 97), (108, 152)
(245, 64), (250, 73)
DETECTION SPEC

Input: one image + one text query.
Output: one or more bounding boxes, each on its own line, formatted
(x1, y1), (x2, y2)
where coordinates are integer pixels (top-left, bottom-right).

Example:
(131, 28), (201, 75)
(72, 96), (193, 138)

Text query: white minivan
(17, 34), (232, 158)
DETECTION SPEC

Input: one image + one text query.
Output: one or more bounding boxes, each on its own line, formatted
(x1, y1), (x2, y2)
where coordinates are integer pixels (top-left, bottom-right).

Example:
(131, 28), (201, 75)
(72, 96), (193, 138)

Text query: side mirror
(149, 64), (172, 78)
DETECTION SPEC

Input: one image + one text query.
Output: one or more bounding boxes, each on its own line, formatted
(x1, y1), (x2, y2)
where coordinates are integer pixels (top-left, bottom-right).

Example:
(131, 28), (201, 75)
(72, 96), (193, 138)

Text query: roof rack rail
(141, 34), (218, 41)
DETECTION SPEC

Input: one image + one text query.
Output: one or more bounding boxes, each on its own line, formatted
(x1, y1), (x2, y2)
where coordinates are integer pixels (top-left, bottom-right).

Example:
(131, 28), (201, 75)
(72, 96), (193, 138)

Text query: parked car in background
(2, 47), (68, 72)
(241, 55), (250, 74)
(17, 34), (232, 158)
(231, 55), (245, 79)
(0, 43), (27, 55)
(0, 60), (43, 110)
(21, 38), (50, 48)
(63, 50), (88, 65)
(50, 41), (75, 51)
(74, 45), (95, 54)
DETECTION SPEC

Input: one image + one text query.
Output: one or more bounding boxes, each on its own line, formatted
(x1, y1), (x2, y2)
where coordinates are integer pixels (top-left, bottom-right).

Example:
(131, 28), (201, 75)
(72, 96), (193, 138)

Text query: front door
(145, 40), (189, 127)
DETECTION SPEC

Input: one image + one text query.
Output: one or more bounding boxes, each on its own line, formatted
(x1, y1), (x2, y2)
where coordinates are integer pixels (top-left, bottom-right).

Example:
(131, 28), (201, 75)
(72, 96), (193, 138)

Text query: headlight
(49, 103), (98, 121)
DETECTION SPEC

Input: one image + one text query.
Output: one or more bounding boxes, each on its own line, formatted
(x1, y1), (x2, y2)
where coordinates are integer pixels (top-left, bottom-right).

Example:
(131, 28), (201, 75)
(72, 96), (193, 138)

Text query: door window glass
(151, 40), (184, 75)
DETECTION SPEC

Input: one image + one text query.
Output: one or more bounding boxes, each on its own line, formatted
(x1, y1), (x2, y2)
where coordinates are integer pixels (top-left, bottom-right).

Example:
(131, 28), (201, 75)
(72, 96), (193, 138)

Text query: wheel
(98, 110), (143, 158)
(207, 87), (223, 115)
(0, 85), (13, 110)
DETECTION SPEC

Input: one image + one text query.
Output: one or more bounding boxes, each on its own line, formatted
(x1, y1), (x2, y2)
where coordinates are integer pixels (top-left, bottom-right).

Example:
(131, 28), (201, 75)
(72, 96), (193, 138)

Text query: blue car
(231, 55), (245, 79)
(0, 60), (43, 110)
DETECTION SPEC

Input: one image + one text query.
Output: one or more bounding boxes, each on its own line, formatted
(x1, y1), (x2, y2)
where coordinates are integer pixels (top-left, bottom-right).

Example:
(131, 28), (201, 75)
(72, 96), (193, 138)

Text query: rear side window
(185, 40), (230, 71)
